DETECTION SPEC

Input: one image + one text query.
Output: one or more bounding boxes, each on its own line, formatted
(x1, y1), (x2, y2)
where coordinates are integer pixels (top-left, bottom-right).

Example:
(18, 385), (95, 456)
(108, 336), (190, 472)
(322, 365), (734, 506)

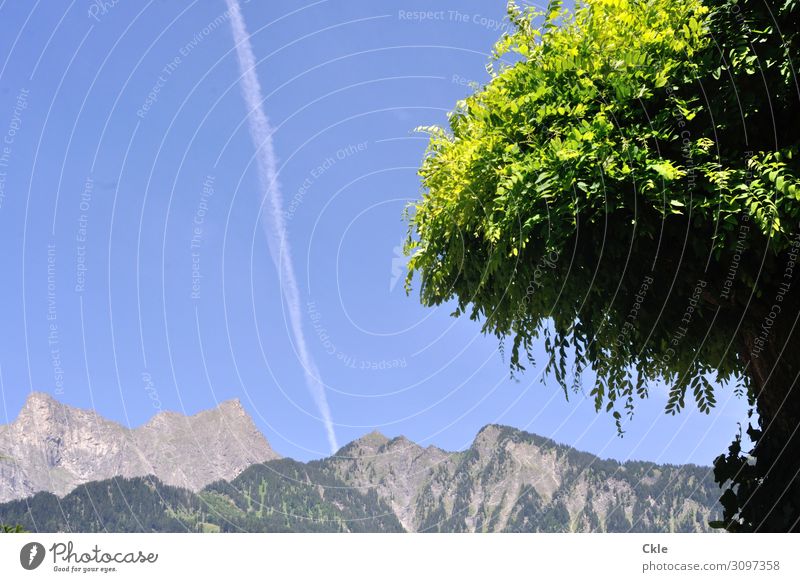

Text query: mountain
(317, 425), (718, 532)
(0, 463), (403, 533)
(0, 392), (279, 502)
(0, 394), (722, 532)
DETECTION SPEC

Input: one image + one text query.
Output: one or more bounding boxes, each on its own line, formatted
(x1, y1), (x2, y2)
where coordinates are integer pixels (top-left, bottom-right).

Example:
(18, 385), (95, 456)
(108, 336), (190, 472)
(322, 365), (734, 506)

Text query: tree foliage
(405, 0), (800, 530)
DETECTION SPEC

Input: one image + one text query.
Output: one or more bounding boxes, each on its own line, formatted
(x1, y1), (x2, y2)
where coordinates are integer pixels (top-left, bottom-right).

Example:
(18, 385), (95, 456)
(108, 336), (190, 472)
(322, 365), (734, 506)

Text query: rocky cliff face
(319, 425), (719, 532)
(0, 394), (720, 532)
(0, 392), (279, 502)
(319, 431), (453, 531)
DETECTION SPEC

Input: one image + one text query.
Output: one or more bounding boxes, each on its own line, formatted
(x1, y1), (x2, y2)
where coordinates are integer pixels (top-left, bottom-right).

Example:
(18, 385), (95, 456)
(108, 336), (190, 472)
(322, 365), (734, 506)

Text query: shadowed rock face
(0, 392), (279, 502)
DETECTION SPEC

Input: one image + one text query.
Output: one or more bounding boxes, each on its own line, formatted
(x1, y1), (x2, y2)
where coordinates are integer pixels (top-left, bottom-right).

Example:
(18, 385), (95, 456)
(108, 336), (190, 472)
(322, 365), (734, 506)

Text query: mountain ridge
(0, 391), (280, 503)
(0, 393), (720, 532)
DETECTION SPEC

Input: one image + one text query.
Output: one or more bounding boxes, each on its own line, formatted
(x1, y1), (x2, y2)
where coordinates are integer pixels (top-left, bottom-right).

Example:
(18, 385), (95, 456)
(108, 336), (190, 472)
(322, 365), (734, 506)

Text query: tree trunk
(717, 301), (800, 531)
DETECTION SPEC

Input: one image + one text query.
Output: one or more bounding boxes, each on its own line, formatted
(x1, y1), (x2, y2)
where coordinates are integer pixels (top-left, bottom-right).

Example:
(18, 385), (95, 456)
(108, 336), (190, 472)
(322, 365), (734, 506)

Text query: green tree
(405, 0), (800, 531)
(0, 453), (25, 532)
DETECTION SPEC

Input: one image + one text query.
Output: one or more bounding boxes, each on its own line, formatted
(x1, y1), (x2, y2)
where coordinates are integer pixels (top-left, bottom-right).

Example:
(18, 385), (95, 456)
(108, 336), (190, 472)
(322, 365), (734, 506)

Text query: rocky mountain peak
(470, 424), (513, 457)
(386, 435), (415, 447)
(23, 391), (57, 405)
(0, 393), (280, 503)
(14, 392), (74, 431)
(218, 397), (245, 412)
(141, 398), (251, 430)
(18, 391), (61, 414)
(336, 430), (389, 457)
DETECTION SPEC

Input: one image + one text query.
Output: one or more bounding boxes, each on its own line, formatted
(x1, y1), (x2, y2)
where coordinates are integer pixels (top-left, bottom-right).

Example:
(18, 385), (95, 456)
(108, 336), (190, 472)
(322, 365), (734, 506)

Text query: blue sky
(0, 0), (749, 464)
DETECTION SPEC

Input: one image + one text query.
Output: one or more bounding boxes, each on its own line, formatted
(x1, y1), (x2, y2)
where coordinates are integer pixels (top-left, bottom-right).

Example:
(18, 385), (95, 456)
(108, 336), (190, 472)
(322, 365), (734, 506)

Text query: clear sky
(0, 0), (749, 464)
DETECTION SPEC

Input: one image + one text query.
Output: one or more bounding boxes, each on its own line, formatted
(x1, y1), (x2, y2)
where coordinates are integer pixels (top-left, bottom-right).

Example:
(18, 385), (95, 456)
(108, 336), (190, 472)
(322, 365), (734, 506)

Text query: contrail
(225, 0), (338, 453)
